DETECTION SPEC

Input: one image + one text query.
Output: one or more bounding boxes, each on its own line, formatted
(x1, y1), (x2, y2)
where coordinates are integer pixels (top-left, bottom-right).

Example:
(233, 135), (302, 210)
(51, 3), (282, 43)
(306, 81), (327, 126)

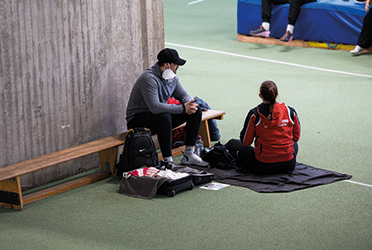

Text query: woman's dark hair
(260, 80), (278, 119)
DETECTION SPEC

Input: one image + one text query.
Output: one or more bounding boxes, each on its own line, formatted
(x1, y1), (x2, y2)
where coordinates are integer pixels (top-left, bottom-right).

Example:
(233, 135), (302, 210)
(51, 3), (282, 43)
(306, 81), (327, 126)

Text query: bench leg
(0, 177), (23, 211)
(199, 120), (211, 148)
(98, 147), (119, 174)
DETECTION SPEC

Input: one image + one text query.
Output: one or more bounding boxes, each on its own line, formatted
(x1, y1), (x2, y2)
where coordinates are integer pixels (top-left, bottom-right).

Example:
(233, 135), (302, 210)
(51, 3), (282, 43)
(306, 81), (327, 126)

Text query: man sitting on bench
(126, 48), (209, 168)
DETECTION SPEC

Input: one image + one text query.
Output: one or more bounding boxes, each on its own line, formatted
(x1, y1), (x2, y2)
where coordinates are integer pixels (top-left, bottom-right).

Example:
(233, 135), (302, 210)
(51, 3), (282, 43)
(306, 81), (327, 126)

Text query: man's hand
(184, 99), (198, 114)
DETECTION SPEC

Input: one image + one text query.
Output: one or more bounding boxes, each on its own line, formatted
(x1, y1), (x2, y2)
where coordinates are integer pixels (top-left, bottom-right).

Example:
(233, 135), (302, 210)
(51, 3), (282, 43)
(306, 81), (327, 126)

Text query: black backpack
(116, 128), (159, 178)
(202, 142), (237, 169)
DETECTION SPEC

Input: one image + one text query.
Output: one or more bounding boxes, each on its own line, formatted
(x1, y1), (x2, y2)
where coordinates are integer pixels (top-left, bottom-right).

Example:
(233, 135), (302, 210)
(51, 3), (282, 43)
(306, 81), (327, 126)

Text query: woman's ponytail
(260, 81), (278, 120)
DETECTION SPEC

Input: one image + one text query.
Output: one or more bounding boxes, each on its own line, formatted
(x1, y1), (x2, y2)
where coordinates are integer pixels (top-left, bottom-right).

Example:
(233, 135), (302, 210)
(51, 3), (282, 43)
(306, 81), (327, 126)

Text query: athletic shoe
(250, 26), (270, 37)
(350, 45), (366, 54)
(181, 152), (209, 167)
(158, 160), (184, 170)
(280, 31), (293, 42)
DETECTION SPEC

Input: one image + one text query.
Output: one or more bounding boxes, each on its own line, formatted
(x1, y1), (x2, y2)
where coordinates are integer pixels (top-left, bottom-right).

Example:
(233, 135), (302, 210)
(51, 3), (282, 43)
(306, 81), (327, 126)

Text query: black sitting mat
(193, 162), (352, 193)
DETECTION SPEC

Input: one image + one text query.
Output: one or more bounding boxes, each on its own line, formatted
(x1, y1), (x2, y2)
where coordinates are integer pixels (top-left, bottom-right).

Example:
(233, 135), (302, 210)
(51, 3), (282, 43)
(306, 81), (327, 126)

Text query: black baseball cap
(157, 48), (186, 66)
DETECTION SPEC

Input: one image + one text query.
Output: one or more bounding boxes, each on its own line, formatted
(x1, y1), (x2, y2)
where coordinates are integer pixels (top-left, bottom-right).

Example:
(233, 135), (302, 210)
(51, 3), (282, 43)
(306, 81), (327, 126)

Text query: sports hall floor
(1, 0), (371, 249)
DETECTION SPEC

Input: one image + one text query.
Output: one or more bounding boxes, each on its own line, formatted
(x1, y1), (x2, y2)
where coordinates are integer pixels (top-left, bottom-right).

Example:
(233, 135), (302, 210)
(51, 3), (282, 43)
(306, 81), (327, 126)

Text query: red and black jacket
(240, 102), (301, 163)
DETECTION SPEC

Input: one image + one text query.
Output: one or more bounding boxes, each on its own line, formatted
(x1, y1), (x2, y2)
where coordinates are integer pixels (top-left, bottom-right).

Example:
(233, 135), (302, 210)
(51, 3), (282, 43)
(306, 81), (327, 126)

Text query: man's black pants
(127, 108), (202, 158)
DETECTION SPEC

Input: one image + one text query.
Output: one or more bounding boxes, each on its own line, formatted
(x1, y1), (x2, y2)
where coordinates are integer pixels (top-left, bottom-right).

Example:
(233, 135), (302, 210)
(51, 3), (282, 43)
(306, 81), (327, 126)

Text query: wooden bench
(0, 110), (225, 210)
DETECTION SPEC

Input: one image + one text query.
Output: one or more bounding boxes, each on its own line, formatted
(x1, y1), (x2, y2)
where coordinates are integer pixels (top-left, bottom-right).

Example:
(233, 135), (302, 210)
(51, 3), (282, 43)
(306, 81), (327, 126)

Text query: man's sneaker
(158, 160), (184, 171)
(280, 31), (293, 43)
(250, 26), (270, 37)
(350, 45), (366, 55)
(181, 152), (209, 167)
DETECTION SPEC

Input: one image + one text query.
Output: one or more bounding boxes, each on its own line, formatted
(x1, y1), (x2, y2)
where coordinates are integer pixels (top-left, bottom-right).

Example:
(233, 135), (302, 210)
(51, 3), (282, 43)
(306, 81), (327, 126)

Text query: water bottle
(195, 135), (204, 156)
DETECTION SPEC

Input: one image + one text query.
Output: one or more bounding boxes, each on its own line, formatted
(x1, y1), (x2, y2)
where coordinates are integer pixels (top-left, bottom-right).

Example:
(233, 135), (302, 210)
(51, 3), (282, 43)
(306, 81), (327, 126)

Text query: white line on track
(344, 180), (372, 188)
(166, 42), (372, 188)
(188, 0), (205, 5)
(165, 42), (372, 78)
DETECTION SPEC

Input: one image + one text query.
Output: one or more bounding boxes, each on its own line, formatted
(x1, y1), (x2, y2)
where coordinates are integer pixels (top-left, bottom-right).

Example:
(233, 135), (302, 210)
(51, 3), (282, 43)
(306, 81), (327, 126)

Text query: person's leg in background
(280, 0), (315, 42)
(351, 8), (372, 54)
(250, 0), (290, 37)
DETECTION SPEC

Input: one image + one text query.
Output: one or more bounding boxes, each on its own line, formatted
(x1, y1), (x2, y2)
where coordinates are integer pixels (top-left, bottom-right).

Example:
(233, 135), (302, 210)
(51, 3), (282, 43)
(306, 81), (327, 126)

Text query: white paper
(200, 183), (230, 190)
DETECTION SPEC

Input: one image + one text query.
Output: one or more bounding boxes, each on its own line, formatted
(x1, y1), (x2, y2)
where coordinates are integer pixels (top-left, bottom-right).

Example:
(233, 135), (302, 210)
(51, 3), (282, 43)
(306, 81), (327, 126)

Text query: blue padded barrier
(237, 0), (368, 45)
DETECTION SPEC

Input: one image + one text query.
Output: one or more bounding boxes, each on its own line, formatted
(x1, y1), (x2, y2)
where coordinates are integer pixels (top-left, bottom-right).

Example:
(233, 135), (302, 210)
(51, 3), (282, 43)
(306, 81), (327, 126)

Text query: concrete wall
(0, 0), (164, 189)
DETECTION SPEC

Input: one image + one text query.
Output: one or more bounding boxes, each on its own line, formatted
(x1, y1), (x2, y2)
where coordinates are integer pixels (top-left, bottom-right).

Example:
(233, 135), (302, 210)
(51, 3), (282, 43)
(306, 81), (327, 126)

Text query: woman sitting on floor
(225, 80), (301, 174)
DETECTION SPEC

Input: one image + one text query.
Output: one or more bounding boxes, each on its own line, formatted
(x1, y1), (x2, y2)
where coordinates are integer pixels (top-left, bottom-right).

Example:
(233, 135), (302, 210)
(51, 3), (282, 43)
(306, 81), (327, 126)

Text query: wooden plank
(152, 135), (160, 150)
(0, 133), (127, 182)
(173, 110), (225, 130)
(238, 34), (372, 53)
(0, 177), (22, 193)
(201, 109), (225, 120)
(23, 172), (111, 205)
(238, 34), (308, 47)
(0, 203), (22, 211)
(98, 147), (119, 174)
(199, 118), (211, 148)
(0, 177), (23, 210)
(199, 110), (224, 147)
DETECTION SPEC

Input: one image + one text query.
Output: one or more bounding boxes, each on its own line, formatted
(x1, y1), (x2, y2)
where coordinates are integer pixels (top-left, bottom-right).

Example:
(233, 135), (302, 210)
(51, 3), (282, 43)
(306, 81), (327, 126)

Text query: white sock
(287, 24), (294, 34)
(355, 45), (364, 52)
(163, 156), (173, 162)
(351, 45), (366, 54)
(184, 146), (195, 156)
(262, 22), (270, 31)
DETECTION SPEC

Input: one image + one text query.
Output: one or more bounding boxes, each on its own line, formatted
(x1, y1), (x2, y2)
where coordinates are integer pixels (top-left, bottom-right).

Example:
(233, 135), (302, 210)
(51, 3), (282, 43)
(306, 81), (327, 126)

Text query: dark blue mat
(238, 0), (368, 45)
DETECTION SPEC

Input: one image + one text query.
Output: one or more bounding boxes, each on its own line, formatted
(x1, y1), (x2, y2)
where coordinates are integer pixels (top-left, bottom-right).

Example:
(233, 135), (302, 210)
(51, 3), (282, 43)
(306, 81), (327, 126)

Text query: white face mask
(162, 68), (176, 80)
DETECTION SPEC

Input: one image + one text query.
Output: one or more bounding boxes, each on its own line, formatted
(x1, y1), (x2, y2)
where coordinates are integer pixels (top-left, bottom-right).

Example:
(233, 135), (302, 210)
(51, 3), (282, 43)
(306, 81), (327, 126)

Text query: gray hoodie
(126, 63), (192, 123)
